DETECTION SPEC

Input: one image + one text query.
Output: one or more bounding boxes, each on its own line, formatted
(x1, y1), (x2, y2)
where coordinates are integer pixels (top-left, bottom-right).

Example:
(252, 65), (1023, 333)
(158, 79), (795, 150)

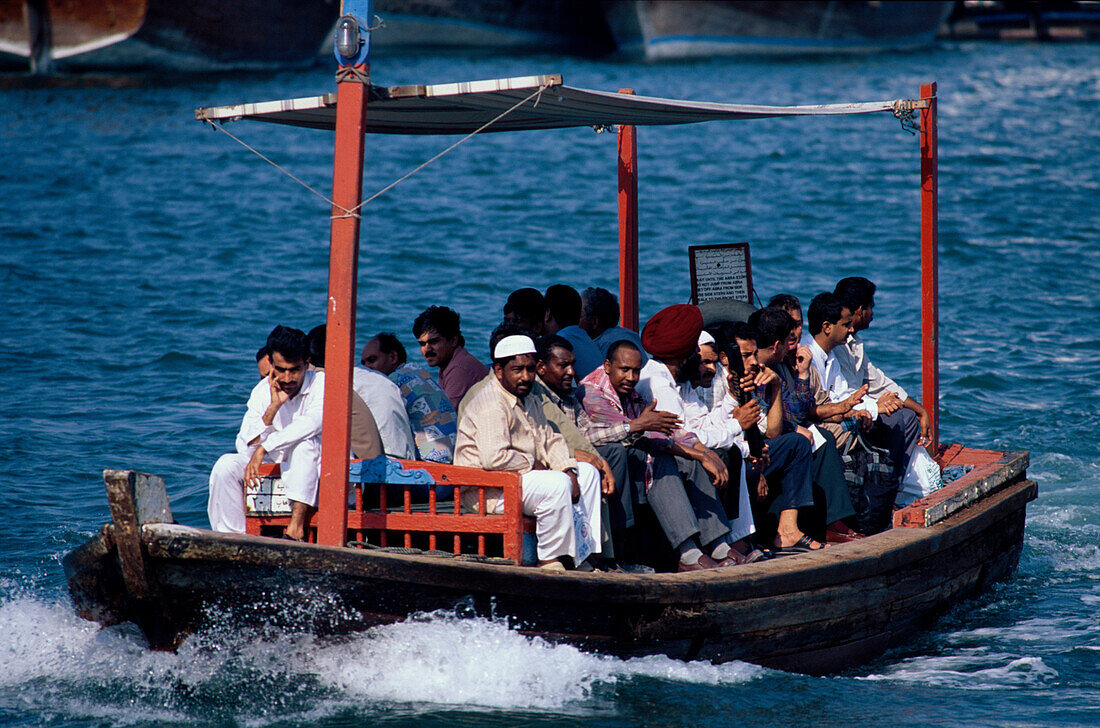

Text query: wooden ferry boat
(63, 1), (1036, 675)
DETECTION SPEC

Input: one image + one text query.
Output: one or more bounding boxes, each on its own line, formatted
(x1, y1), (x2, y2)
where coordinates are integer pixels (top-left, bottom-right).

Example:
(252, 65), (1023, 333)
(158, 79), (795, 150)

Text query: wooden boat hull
(65, 455), (1036, 675)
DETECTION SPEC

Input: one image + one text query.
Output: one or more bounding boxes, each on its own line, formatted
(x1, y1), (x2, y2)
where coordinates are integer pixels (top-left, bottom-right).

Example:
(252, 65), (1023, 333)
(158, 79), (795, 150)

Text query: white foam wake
(0, 595), (763, 724)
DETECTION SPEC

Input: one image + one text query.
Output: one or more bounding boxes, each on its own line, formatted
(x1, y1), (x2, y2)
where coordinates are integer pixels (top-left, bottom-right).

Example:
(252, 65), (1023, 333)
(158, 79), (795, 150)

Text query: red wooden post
(316, 66), (369, 546)
(617, 89), (639, 332)
(919, 82), (939, 454)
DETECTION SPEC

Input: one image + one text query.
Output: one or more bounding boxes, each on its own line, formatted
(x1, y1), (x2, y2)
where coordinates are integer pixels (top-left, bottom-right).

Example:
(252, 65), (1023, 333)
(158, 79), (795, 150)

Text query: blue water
(2, 41), (1099, 727)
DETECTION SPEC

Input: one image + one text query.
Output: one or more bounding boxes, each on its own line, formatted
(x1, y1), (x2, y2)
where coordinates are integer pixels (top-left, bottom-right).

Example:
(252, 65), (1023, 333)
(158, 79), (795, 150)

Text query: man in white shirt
(834, 277), (928, 486)
(809, 290), (923, 494)
(209, 326), (323, 540)
(360, 332), (457, 464)
(308, 325), (416, 460)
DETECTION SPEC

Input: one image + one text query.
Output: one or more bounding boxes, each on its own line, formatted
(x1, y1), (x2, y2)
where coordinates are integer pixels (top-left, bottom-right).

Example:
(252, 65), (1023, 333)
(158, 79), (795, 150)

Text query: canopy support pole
(920, 82), (939, 454)
(316, 64), (370, 546)
(617, 89), (639, 332)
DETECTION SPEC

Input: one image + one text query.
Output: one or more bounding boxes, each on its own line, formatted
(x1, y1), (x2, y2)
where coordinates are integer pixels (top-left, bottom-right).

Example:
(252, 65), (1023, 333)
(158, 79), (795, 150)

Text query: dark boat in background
(940, 0), (1100, 42)
(0, 0), (339, 73)
(370, 0), (614, 55)
(602, 1), (955, 60)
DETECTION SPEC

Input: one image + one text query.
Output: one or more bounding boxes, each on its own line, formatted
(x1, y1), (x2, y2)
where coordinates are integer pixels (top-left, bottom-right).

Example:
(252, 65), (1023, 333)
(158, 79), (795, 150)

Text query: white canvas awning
(195, 73), (926, 135)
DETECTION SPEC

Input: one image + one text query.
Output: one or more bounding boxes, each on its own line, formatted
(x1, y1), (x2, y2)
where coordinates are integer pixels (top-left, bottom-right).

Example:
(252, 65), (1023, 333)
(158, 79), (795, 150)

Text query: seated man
(303, 325), (383, 463)
(453, 328), (602, 571)
(209, 326), (323, 540)
(581, 339), (740, 572)
(308, 325), (414, 460)
(748, 306), (862, 543)
(636, 304), (758, 559)
(579, 286), (648, 366)
(413, 305), (488, 410)
(693, 330), (729, 410)
(256, 345), (272, 379)
(809, 291), (921, 497)
(543, 284), (605, 380)
(503, 287), (547, 337)
(834, 275), (930, 448)
(534, 334), (631, 568)
(361, 332), (457, 463)
(719, 321), (825, 553)
(770, 294), (866, 451)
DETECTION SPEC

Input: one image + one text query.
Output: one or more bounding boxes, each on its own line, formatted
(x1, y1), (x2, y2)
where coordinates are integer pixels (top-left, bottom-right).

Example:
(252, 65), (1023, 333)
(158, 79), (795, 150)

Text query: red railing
(246, 460), (529, 562)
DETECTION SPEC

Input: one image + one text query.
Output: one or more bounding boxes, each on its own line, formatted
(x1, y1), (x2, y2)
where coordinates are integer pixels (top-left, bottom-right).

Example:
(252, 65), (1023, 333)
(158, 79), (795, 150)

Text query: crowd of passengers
(208, 277), (931, 573)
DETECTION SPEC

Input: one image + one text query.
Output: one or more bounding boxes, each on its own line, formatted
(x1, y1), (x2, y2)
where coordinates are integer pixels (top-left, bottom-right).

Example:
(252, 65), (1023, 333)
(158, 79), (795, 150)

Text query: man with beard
(209, 325), (323, 541)
(637, 305), (759, 561)
(454, 326), (602, 571)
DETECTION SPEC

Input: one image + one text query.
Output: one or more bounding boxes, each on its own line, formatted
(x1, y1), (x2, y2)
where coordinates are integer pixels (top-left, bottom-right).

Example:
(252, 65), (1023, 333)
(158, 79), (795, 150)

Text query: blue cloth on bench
(348, 456), (435, 486)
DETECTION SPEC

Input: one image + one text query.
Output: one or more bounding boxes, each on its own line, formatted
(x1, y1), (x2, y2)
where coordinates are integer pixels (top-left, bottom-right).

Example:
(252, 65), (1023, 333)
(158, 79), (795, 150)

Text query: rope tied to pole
(334, 65), (371, 85)
(202, 82), (550, 221)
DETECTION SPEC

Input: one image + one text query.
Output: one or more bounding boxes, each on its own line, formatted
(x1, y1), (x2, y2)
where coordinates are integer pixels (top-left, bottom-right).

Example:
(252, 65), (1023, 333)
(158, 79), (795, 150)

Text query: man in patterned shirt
(581, 339), (741, 572)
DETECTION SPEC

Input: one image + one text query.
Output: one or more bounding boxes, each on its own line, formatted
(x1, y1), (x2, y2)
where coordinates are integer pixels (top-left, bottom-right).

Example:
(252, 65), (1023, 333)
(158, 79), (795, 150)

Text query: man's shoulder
(354, 365), (400, 392)
(459, 374), (500, 417)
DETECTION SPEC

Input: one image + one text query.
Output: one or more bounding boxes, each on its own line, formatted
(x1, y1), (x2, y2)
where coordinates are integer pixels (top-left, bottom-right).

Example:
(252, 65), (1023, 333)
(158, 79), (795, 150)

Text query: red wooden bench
(245, 460), (534, 563)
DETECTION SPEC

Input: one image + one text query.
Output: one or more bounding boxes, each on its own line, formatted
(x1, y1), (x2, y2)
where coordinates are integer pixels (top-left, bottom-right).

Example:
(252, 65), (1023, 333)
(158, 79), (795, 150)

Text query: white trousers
(207, 437), (321, 533)
(493, 462), (601, 562)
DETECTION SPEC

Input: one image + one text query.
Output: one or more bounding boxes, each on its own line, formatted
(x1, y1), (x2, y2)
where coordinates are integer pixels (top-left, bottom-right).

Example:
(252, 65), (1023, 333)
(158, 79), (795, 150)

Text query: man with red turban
(638, 304), (762, 563)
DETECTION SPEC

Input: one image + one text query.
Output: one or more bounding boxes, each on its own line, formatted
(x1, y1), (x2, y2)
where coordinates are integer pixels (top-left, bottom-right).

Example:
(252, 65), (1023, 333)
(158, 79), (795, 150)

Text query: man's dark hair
(306, 325), (326, 367)
(489, 321), (535, 366)
(374, 332), (407, 365)
(721, 322), (765, 456)
(747, 307), (793, 350)
(606, 338), (640, 363)
(267, 325), (309, 364)
(545, 284), (582, 327)
(706, 320), (739, 359)
(413, 305), (462, 341)
(581, 286), (620, 331)
(808, 292), (845, 336)
(768, 293), (801, 317)
(834, 276), (876, 312)
(503, 288), (546, 329)
(255, 345), (269, 363)
(535, 334), (573, 364)
(720, 322), (759, 378)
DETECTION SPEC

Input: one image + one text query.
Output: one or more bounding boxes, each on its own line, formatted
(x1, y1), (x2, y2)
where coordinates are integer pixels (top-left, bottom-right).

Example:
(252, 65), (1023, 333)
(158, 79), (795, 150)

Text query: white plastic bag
(573, 501), (597, 564)
(895, 445), (943, 507)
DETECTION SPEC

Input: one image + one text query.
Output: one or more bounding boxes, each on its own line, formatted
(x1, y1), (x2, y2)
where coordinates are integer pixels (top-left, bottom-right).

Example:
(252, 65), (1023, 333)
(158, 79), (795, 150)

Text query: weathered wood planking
(67, 472), (1035, 672)
(894, 448), (1028, 528)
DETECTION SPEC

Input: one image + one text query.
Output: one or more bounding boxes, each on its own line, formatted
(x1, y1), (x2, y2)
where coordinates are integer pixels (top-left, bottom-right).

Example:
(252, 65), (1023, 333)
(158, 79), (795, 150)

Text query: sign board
(688, 243), (753, 304)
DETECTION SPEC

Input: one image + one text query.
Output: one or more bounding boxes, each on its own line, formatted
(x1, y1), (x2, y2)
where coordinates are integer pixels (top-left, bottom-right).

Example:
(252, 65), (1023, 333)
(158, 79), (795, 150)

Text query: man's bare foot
(285, 500), (314, 541)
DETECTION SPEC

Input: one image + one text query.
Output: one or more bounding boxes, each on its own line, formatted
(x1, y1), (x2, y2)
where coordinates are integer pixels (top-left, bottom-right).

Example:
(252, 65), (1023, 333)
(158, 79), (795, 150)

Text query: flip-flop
(772, 534), (826, 555)
(282, 534), (304, 542)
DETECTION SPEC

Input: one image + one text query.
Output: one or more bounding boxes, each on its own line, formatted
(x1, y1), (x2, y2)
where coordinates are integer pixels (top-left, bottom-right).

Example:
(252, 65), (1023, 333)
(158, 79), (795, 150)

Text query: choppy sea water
(1, 41), (1098, 727)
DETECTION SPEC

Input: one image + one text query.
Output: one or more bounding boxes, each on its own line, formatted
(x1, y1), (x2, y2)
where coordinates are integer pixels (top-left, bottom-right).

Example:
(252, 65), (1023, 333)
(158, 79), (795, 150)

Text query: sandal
(772, 534), (826, 555)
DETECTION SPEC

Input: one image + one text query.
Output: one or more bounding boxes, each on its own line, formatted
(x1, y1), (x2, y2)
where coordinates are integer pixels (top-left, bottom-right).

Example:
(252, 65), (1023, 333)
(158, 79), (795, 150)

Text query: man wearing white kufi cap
(454, 324), (603, 570)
